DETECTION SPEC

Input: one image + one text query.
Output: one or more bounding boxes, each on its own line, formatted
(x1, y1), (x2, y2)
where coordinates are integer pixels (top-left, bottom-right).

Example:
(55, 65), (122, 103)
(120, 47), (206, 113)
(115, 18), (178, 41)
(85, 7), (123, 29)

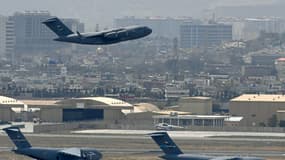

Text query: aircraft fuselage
(54, 26), (152, 45)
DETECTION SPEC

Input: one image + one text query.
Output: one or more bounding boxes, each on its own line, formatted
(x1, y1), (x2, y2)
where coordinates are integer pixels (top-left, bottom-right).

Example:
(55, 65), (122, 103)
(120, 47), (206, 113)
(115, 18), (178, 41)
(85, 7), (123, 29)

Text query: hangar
(0, 96), (133, 123)
(0, 96), (25, 121)
(229, 94), (285, 126)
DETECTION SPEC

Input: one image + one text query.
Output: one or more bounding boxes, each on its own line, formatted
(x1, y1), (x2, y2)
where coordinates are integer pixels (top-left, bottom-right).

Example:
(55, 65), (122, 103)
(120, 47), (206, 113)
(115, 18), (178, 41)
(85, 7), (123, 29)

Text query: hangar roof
(230, 94), (285, 102)
(0, 96), (24, 105)
(180, 96), (211, 100)
(78, 97), (133, 107)
(20, 99), (59, 106)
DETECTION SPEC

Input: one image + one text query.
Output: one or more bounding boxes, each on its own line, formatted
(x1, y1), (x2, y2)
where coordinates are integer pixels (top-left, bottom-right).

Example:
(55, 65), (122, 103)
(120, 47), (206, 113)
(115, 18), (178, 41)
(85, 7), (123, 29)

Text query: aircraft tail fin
(42, 17), (74, 37)
(149, 132), (183, 155)
(3, 127), (32, 149)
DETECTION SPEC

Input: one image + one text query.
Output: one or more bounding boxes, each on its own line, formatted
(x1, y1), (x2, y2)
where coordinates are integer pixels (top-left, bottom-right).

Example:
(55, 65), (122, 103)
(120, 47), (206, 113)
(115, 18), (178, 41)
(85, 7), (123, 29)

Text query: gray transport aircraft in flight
(42, 17), (152, 45)
(150, 132), (265, 160)
(3, 127), (102, 160)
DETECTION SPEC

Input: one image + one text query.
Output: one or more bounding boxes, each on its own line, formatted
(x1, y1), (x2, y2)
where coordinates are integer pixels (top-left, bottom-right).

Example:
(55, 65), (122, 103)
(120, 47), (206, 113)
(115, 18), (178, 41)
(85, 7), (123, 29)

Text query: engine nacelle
(81, 149), (102, 160)
(104, 32), (119, 39)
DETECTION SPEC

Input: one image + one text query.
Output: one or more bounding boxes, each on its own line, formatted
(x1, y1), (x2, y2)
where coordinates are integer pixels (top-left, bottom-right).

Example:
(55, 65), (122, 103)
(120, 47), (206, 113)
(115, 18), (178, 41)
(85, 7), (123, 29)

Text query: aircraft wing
(58, 148), (81, 157)
(83, 28), (125, 38)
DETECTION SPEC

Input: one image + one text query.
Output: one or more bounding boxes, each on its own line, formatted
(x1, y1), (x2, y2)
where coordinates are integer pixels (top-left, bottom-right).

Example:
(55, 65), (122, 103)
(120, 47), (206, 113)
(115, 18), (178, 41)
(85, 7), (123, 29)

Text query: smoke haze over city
(0, 0), (283, 28)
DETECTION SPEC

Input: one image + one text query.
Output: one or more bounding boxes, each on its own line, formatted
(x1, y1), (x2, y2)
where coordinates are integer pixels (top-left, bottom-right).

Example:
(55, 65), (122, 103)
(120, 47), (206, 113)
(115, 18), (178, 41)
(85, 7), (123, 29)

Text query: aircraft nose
(145, 27), (152, 35)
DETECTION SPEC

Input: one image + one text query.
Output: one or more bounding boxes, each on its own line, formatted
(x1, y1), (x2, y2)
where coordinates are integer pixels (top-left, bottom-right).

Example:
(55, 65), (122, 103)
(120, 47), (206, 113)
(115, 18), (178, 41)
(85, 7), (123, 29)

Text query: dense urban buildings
(180, 23), (232, 48)
(1, 11), (285, 131)
(1, 11), (84, 64)
(0, 15), (6, 58)
(115, 16), (195, 38)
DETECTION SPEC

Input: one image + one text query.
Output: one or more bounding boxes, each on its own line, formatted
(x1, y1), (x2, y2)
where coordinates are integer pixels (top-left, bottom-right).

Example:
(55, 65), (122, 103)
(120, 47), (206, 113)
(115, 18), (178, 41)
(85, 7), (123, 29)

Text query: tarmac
(0, 129), (284, 160)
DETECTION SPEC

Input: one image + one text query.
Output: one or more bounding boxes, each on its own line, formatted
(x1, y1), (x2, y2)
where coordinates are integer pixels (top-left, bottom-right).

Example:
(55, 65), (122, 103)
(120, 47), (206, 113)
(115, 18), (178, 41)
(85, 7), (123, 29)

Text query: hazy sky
(0, 0), (281, 29)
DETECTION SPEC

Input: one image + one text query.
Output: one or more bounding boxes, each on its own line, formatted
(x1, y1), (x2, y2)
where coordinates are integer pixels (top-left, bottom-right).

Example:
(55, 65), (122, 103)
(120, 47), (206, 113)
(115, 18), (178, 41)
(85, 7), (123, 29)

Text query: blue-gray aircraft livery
(42, 17), (152, 45)
(3, 127), (102, 160)
(150, 132), (265, 160)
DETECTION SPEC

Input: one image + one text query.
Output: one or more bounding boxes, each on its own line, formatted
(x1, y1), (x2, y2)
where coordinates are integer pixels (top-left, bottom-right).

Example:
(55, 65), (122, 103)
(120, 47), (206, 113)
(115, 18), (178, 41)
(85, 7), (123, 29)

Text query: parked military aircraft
(150, 132), (265, 160)
(155, 123), (184, 131)
(3, 127), (102, 160)
(42, 17), (152, 45)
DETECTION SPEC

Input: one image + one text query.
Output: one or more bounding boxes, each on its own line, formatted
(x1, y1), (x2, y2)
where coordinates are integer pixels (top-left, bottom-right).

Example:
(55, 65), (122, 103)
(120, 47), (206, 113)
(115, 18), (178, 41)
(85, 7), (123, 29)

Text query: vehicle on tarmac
(155, 123), (184, 130)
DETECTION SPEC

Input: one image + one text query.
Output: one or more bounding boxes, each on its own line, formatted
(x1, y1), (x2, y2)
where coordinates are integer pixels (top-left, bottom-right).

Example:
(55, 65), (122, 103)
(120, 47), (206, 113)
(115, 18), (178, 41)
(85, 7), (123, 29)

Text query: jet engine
(104, 32), (119, 39)
(81, 149), (102, 160)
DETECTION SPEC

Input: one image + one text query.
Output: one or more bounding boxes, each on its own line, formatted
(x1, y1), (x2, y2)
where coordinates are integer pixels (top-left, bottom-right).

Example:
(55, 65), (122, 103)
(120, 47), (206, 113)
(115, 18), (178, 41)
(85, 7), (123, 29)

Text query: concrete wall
(277, 111), (285, 121)
(104, 109), (125, 121)
(178, 97), (212, 114)
(33, 120), (285, 133)
(33, 121), (107, 133)
(0, 107), (14, 121)
(229, 101), (285, 126)
(39, 108), (63, 122)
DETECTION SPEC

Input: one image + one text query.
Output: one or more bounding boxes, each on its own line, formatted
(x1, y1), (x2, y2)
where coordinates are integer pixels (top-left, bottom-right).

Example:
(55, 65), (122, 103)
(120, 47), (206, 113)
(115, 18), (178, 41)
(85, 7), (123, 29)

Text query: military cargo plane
(3, 127), (102, 160)
(42, 17), (152, 45)
(150, 132), (265, 160)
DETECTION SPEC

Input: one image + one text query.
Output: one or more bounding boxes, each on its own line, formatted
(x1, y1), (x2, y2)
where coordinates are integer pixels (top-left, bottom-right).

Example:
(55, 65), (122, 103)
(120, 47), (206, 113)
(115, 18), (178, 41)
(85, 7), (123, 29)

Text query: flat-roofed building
(180, 23), (232, 48)
(0, 15), (7, 57)
(275, 58), (285, 82)
(177, 97), (212, 115)
(153, 114), (230, 127)
(229, 94), (285, 126)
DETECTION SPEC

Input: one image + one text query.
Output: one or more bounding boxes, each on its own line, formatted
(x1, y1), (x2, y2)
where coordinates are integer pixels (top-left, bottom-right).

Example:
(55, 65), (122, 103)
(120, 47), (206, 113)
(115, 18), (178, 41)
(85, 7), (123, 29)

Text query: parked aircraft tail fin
(149, 132), (183, 155)
(42, 17), (74, 37)
(3, 127), (32, 149)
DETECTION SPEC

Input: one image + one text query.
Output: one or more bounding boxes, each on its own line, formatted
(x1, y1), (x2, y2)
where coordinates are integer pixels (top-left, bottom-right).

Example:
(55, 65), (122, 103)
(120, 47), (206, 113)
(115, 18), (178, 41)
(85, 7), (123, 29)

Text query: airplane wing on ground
(59, 148), (103, 160)
(59, 148), (81, 157)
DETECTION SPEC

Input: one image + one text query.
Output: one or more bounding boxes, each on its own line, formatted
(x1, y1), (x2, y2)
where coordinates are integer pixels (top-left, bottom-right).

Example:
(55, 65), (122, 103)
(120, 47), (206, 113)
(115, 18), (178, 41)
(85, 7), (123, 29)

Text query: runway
(72, 129), (285, 138)
(1, 129), (284, 142)
(0, 129), (284, 160)
(0, 147), (284, 158)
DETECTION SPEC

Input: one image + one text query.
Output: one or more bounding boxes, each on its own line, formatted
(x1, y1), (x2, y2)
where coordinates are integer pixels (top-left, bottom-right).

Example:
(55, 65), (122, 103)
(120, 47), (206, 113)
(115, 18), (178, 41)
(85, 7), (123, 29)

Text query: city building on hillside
(115, 16), (195, 38)
(180, 23), (232, 48)
(9, 11), (84, 61)
(275, 58), (285, 82)
(0, 15), (7, 57)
